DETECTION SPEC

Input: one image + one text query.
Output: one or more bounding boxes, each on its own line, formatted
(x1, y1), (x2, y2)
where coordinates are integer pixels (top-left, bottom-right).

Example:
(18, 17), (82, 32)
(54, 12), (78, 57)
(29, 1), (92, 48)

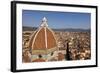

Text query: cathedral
(29, 17), (58, 62)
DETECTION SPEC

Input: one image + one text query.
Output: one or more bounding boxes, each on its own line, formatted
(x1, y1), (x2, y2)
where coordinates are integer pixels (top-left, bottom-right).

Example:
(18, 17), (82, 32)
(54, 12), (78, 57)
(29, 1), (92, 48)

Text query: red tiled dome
(29, 17), (57, 55)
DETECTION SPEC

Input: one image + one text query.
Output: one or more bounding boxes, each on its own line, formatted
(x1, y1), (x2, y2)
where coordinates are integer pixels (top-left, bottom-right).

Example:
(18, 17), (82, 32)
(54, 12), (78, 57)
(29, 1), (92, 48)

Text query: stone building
(29, 17), (58, 62)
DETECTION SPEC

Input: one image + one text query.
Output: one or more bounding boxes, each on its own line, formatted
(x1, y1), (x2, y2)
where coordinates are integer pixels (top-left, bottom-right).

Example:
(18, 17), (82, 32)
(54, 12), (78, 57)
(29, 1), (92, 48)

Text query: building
(29, 17), (58, 62)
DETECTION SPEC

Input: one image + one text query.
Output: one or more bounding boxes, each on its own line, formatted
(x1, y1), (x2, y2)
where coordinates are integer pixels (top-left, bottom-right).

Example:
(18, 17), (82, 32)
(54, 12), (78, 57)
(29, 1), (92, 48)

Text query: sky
(22, 10), (91, 29)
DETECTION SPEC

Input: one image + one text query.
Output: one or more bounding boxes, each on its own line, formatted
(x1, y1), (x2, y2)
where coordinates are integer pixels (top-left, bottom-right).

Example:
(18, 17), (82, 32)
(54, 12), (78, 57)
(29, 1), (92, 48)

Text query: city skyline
(22, 10), (91, 29)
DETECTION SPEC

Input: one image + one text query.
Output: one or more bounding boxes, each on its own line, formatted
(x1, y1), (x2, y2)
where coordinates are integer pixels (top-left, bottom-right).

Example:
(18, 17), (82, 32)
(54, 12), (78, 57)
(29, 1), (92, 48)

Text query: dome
(29, 17), (57, 55)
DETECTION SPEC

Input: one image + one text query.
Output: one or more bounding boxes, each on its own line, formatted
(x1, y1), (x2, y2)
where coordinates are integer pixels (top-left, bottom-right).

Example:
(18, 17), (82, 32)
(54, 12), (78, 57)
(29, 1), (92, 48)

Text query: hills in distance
(23, 26), (90, 32)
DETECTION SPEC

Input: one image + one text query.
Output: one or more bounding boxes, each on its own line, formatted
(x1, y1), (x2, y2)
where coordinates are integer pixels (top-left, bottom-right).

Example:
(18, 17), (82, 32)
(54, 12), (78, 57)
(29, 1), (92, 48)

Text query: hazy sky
(22, 10), (91, 29)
